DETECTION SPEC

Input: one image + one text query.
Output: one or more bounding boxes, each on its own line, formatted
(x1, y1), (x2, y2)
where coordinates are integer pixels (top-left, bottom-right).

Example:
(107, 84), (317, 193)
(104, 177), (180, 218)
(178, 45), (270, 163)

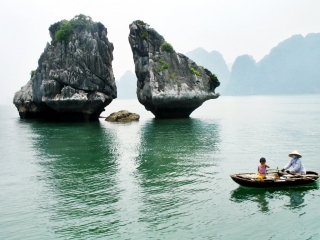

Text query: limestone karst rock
(13, 14), (116, 121)
(105, 110), (140, 122)
(128, 20), (220, 118)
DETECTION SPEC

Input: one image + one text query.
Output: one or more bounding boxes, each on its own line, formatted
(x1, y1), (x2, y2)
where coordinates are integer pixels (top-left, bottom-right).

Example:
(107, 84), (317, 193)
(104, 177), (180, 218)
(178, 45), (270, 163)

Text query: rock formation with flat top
(13, 14), (117, 121)
(128, 20), (220, 118)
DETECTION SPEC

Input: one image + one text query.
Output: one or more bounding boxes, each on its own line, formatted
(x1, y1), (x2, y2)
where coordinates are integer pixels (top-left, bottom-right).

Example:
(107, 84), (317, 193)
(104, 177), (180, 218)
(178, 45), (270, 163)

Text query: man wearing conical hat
(281, 151), (306, 174)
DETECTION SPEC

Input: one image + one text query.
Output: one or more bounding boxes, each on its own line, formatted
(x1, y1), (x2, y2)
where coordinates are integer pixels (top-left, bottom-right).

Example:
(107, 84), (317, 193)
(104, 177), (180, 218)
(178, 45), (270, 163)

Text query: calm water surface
(1, 95), (320, 239)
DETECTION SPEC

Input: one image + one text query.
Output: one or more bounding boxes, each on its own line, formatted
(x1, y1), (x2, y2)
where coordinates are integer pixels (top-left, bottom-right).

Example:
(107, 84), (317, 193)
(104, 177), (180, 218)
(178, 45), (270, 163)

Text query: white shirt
(284, 157), (306, 174)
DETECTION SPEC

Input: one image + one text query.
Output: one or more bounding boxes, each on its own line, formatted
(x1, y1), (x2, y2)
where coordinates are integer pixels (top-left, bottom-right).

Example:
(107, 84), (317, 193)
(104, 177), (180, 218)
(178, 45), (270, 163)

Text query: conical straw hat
(288, 150), (302, 158)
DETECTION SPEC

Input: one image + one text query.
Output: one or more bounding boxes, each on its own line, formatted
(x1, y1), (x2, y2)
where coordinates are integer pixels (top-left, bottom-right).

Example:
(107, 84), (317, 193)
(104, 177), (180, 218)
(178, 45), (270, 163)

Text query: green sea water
(1, 95), (320, 239)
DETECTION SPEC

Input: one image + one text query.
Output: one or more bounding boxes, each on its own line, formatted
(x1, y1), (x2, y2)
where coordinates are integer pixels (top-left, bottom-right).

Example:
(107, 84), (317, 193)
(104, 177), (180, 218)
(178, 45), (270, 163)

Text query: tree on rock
(54, 21), (72, 43)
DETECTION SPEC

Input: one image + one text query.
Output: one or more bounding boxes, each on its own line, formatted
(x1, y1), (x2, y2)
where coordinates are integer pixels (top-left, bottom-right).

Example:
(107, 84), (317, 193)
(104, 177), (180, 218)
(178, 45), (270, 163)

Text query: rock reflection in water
(25, 120), (121, 238)
(135, 118), (221, 229)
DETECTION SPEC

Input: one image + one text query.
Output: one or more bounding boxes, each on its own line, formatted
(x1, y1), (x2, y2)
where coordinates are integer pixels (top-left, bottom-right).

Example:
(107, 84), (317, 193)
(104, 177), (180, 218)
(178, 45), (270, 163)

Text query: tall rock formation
(128, 20), (220, 118)
(13, 14), (116, 121)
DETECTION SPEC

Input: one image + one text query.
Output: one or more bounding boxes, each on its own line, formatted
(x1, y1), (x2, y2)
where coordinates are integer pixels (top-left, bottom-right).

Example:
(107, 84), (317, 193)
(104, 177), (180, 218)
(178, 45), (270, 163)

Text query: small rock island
(105, 110), (140, 122)
(13, 14), (117, 121)
(128, 20), (220, 118)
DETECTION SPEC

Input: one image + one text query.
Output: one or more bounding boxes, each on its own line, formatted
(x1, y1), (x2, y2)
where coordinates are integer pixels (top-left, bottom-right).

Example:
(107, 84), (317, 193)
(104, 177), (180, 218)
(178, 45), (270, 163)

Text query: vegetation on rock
(70, 14), (92, 31)
(136, 20), (147, 26)
(208, 73), (219, 83)
(169, 72), (176, 79)
(190, 67), (201, 76)
(141, 31), (148, 39)
(157, 60), (169, 72)
(161, 42), (175, 53)
(30, 70), (36, 78)
(53, 14), (92, 43)
(48, 21), (62, 36)
(54, 21), (72, 43)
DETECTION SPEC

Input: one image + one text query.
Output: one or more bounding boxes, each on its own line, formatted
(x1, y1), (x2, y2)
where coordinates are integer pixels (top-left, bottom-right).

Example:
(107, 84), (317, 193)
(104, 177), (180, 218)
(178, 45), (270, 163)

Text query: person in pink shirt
(257, 157), (270, 179)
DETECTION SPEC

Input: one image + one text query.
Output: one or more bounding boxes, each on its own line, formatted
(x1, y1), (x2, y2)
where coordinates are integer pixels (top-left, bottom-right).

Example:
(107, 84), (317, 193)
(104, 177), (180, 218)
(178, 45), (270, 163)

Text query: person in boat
(257, 157), (270, 179)
(281, 150), (306, 174)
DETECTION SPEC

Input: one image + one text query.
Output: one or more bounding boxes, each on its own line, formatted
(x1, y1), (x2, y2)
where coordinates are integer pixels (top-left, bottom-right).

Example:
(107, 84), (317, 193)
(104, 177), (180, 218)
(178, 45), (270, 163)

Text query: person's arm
(266, 164), (270, 168)
(282, 159), (292, 170)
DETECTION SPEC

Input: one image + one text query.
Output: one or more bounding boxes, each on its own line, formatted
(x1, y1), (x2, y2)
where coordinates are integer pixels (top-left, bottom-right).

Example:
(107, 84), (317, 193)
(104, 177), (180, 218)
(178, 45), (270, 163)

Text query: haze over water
(1, 95), (320, 239)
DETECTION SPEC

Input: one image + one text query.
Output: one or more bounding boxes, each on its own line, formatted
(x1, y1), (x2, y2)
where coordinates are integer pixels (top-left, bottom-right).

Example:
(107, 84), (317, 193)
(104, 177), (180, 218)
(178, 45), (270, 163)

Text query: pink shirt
(258, 165), (267, 175)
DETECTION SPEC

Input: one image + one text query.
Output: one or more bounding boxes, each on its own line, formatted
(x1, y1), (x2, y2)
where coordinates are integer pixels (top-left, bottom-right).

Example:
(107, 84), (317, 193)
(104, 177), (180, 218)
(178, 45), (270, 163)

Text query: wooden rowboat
(230, 170), (319, 188)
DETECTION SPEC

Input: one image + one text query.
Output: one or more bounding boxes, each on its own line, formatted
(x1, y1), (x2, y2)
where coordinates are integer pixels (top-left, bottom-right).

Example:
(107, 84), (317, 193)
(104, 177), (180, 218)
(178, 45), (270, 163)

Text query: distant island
(116, 70), (136, 99)
(184, 33), (320, 95)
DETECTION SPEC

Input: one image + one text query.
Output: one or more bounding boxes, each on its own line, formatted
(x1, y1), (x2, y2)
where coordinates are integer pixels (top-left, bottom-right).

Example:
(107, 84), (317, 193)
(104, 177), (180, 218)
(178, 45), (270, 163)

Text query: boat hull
(230, 171), (319, 188)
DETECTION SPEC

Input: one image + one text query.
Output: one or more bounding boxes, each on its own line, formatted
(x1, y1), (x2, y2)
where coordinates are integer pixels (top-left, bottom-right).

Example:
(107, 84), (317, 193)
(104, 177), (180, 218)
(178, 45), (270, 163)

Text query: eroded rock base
(152, 108), (195, 119)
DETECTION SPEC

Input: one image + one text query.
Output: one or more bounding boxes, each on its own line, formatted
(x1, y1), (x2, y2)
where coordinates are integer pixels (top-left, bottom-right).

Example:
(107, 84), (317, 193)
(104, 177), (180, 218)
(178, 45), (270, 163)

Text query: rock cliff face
(13, 15), (116, 121)
(128, 20), (220, 118)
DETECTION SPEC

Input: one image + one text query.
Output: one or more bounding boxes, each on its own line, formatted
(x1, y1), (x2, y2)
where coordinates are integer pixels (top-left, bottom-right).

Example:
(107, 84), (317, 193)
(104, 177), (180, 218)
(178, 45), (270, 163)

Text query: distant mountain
(225, 33), (320, 95)
(227, 55), (258, 95)
(116, 70), (137, 99)
(185, 48), (230, 93)
(119, 33), (320, 98)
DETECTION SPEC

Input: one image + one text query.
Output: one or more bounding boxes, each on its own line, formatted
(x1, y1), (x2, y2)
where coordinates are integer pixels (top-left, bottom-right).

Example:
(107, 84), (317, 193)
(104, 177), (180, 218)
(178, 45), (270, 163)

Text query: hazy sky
(1, 0), (320, 104)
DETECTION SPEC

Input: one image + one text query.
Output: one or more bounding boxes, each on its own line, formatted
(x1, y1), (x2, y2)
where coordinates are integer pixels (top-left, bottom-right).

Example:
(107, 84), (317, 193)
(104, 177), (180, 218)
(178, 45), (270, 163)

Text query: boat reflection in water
(230, 182), (319, 212)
